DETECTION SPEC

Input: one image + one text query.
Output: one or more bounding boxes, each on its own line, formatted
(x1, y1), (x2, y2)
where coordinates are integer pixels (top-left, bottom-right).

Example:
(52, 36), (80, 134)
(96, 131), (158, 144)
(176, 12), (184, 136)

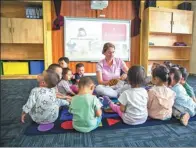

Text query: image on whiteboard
(66, 40), (78, 53)
(102, 23), (127, 41)
(77, 28), (87, 37)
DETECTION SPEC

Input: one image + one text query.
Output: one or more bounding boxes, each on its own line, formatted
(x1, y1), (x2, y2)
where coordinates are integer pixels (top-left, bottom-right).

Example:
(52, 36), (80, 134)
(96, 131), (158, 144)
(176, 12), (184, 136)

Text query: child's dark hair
(169, 67), (182, 83)
(58, 57), (69, 64)
(163, 61), (173, 69)
(171, 64), (180, 69)
(47, 64), (61, 71)
(179, 67), (189, 81)
(128, 65), (146, 86)
(62, 68), (71, 76)
(44, 69), (60, 88)
(152, 65), (169, 82)
(76, 63), (84, 69)
(78, 76), (94, 88)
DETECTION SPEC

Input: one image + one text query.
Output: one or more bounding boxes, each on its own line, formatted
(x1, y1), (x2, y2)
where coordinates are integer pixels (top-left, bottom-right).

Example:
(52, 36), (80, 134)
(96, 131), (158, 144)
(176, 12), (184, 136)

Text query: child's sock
(180, 112), (190, 126)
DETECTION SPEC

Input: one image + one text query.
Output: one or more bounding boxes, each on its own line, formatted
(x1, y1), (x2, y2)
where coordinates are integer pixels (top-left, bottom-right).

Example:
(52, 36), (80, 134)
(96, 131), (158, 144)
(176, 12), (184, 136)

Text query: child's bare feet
(180, 112), (190, 126)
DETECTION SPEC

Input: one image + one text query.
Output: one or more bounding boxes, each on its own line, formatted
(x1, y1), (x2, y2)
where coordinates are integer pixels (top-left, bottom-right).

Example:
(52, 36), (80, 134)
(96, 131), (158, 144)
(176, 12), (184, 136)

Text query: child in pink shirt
(57, 68), (76, 96)
(148, 65), (176, 120)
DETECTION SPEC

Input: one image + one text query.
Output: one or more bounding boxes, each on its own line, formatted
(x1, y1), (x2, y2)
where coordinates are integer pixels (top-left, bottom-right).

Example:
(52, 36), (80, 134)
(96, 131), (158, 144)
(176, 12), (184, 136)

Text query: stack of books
(25, 6), (42, 19)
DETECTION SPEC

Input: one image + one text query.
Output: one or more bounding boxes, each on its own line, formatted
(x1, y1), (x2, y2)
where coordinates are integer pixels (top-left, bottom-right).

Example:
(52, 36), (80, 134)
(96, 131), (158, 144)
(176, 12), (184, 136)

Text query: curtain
(52, 0), (64, 30)
(131, 0), (141, 37)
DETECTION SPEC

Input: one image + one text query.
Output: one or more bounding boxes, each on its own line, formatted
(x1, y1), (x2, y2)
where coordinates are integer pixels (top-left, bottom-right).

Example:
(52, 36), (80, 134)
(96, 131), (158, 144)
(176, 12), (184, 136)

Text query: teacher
(95, 42), (129, 98)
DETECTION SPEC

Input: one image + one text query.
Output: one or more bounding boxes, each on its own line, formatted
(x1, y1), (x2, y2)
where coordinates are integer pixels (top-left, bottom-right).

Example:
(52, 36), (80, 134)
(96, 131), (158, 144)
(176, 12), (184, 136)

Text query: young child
(21, 70), (69, 125)
(148, 65), (176, 120)
(163, 61), (173, 69)
(47, 64), (72, 101)
(72, 63), (85, 84)
(169, 68), (196, 126)
(69, 77), (102, 132)
(48, 63), (63, 79)
(58, 57), (69, 68)
(150, 62), (160, 85)
(57, 68), (76, 96)
(103, 65), (148, 125)
(179, 67), (196, 102)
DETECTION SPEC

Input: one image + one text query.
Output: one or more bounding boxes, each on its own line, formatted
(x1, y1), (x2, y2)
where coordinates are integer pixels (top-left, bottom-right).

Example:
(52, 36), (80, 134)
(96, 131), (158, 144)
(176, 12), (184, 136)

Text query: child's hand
(56, 93), (66, 99)
(193, 97), (196, 103)
(21, 112), (26, 123)
(66, 96), (72, 102)
(120, 73), (127, 80)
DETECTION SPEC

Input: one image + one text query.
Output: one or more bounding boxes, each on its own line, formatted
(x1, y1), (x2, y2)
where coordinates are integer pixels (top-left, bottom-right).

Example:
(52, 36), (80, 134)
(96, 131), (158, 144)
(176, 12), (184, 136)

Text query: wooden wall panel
(52, 0), (139, 73)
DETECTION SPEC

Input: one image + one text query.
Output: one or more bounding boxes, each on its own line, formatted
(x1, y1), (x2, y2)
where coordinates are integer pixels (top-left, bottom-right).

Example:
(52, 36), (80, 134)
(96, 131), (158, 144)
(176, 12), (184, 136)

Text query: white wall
(191, 1), (196, 74)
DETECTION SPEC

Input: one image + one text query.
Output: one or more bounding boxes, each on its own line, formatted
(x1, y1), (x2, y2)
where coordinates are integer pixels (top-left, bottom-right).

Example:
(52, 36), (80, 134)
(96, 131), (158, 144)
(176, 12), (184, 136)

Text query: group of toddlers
(21, 57), (196, 132)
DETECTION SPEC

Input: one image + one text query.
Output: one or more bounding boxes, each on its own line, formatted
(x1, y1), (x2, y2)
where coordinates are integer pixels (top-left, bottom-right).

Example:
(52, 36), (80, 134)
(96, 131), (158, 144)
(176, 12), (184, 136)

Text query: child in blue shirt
(179, 67), (196, 102)
(169, 68), (196, 126)
(72, 63), (85, 84)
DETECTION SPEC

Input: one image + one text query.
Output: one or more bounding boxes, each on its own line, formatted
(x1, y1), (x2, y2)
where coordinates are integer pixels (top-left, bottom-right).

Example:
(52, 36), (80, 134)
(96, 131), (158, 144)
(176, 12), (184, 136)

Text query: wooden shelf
(1, 1), (42, 5)
(1, 75), (38, 80)
(1, 1), (42, 19)
(150, 32), (192, 35)
(149, 45), (191, 48)
(1, 58), (44, 61)
(148, 58), (190, 61)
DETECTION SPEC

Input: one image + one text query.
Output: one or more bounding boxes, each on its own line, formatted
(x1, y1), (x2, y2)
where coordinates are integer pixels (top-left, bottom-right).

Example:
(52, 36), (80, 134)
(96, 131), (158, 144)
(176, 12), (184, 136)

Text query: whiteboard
(64, 17), (131, 61)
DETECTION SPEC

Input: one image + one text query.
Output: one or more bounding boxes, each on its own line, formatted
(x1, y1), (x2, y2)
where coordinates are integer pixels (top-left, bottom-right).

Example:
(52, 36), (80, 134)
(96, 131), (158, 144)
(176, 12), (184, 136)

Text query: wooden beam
(1, 75), (37, 80)
(43, 1), (52, 69)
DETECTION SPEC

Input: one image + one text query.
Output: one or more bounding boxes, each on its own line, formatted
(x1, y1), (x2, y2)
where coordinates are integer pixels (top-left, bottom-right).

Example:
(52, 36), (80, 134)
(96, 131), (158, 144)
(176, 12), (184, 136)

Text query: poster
(64, 17), (131, 61)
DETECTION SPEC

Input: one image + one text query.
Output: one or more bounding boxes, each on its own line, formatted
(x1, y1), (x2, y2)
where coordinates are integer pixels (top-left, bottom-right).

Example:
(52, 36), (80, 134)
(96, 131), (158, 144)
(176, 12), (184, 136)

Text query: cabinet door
(150, 10), (172, 33)
(172, 11), (193, 34)
(11, 18), (43, 43)
(1, 17), (13, 43)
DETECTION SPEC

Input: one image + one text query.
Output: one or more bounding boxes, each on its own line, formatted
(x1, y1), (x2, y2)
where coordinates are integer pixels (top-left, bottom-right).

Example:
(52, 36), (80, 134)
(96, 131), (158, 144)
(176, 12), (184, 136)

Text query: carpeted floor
(1, 76), (196, 147)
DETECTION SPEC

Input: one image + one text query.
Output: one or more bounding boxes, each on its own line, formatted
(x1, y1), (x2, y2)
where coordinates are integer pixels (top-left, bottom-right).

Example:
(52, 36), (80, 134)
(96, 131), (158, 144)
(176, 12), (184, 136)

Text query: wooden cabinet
(141, 8), (193, 76)
(11, 18), (43, 43)
(150, 10), (172, 33)
(1, 17), (43, 43)
(149, 8), (193, 34)
(172, 11), (193, 34)
(1, 17), (12, 43)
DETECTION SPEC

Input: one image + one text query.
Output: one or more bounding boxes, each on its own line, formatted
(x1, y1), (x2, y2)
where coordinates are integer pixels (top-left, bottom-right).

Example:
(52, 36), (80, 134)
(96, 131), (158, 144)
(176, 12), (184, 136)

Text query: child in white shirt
(104, 65), (148, 125)
(21, 70), (69, 124)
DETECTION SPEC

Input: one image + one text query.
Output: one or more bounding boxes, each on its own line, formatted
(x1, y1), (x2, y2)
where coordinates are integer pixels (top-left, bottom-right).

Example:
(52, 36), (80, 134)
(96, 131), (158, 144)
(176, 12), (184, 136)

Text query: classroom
(1, 0), (196, 147)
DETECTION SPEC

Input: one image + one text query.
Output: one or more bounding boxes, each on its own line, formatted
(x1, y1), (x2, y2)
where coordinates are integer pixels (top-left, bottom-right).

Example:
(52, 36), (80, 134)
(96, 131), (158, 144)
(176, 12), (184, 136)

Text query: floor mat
(24, 107), (196, 136)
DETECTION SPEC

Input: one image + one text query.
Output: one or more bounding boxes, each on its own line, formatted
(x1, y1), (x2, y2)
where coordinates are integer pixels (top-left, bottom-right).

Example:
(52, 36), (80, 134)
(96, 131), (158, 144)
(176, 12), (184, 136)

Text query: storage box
(3, 62), (29, 75)
(29, 61), (44, 75)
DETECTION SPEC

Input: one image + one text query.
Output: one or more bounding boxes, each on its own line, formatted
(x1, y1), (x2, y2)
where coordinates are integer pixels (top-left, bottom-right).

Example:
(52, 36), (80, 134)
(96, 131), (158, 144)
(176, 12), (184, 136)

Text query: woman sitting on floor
(95, 42), (129, 98)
